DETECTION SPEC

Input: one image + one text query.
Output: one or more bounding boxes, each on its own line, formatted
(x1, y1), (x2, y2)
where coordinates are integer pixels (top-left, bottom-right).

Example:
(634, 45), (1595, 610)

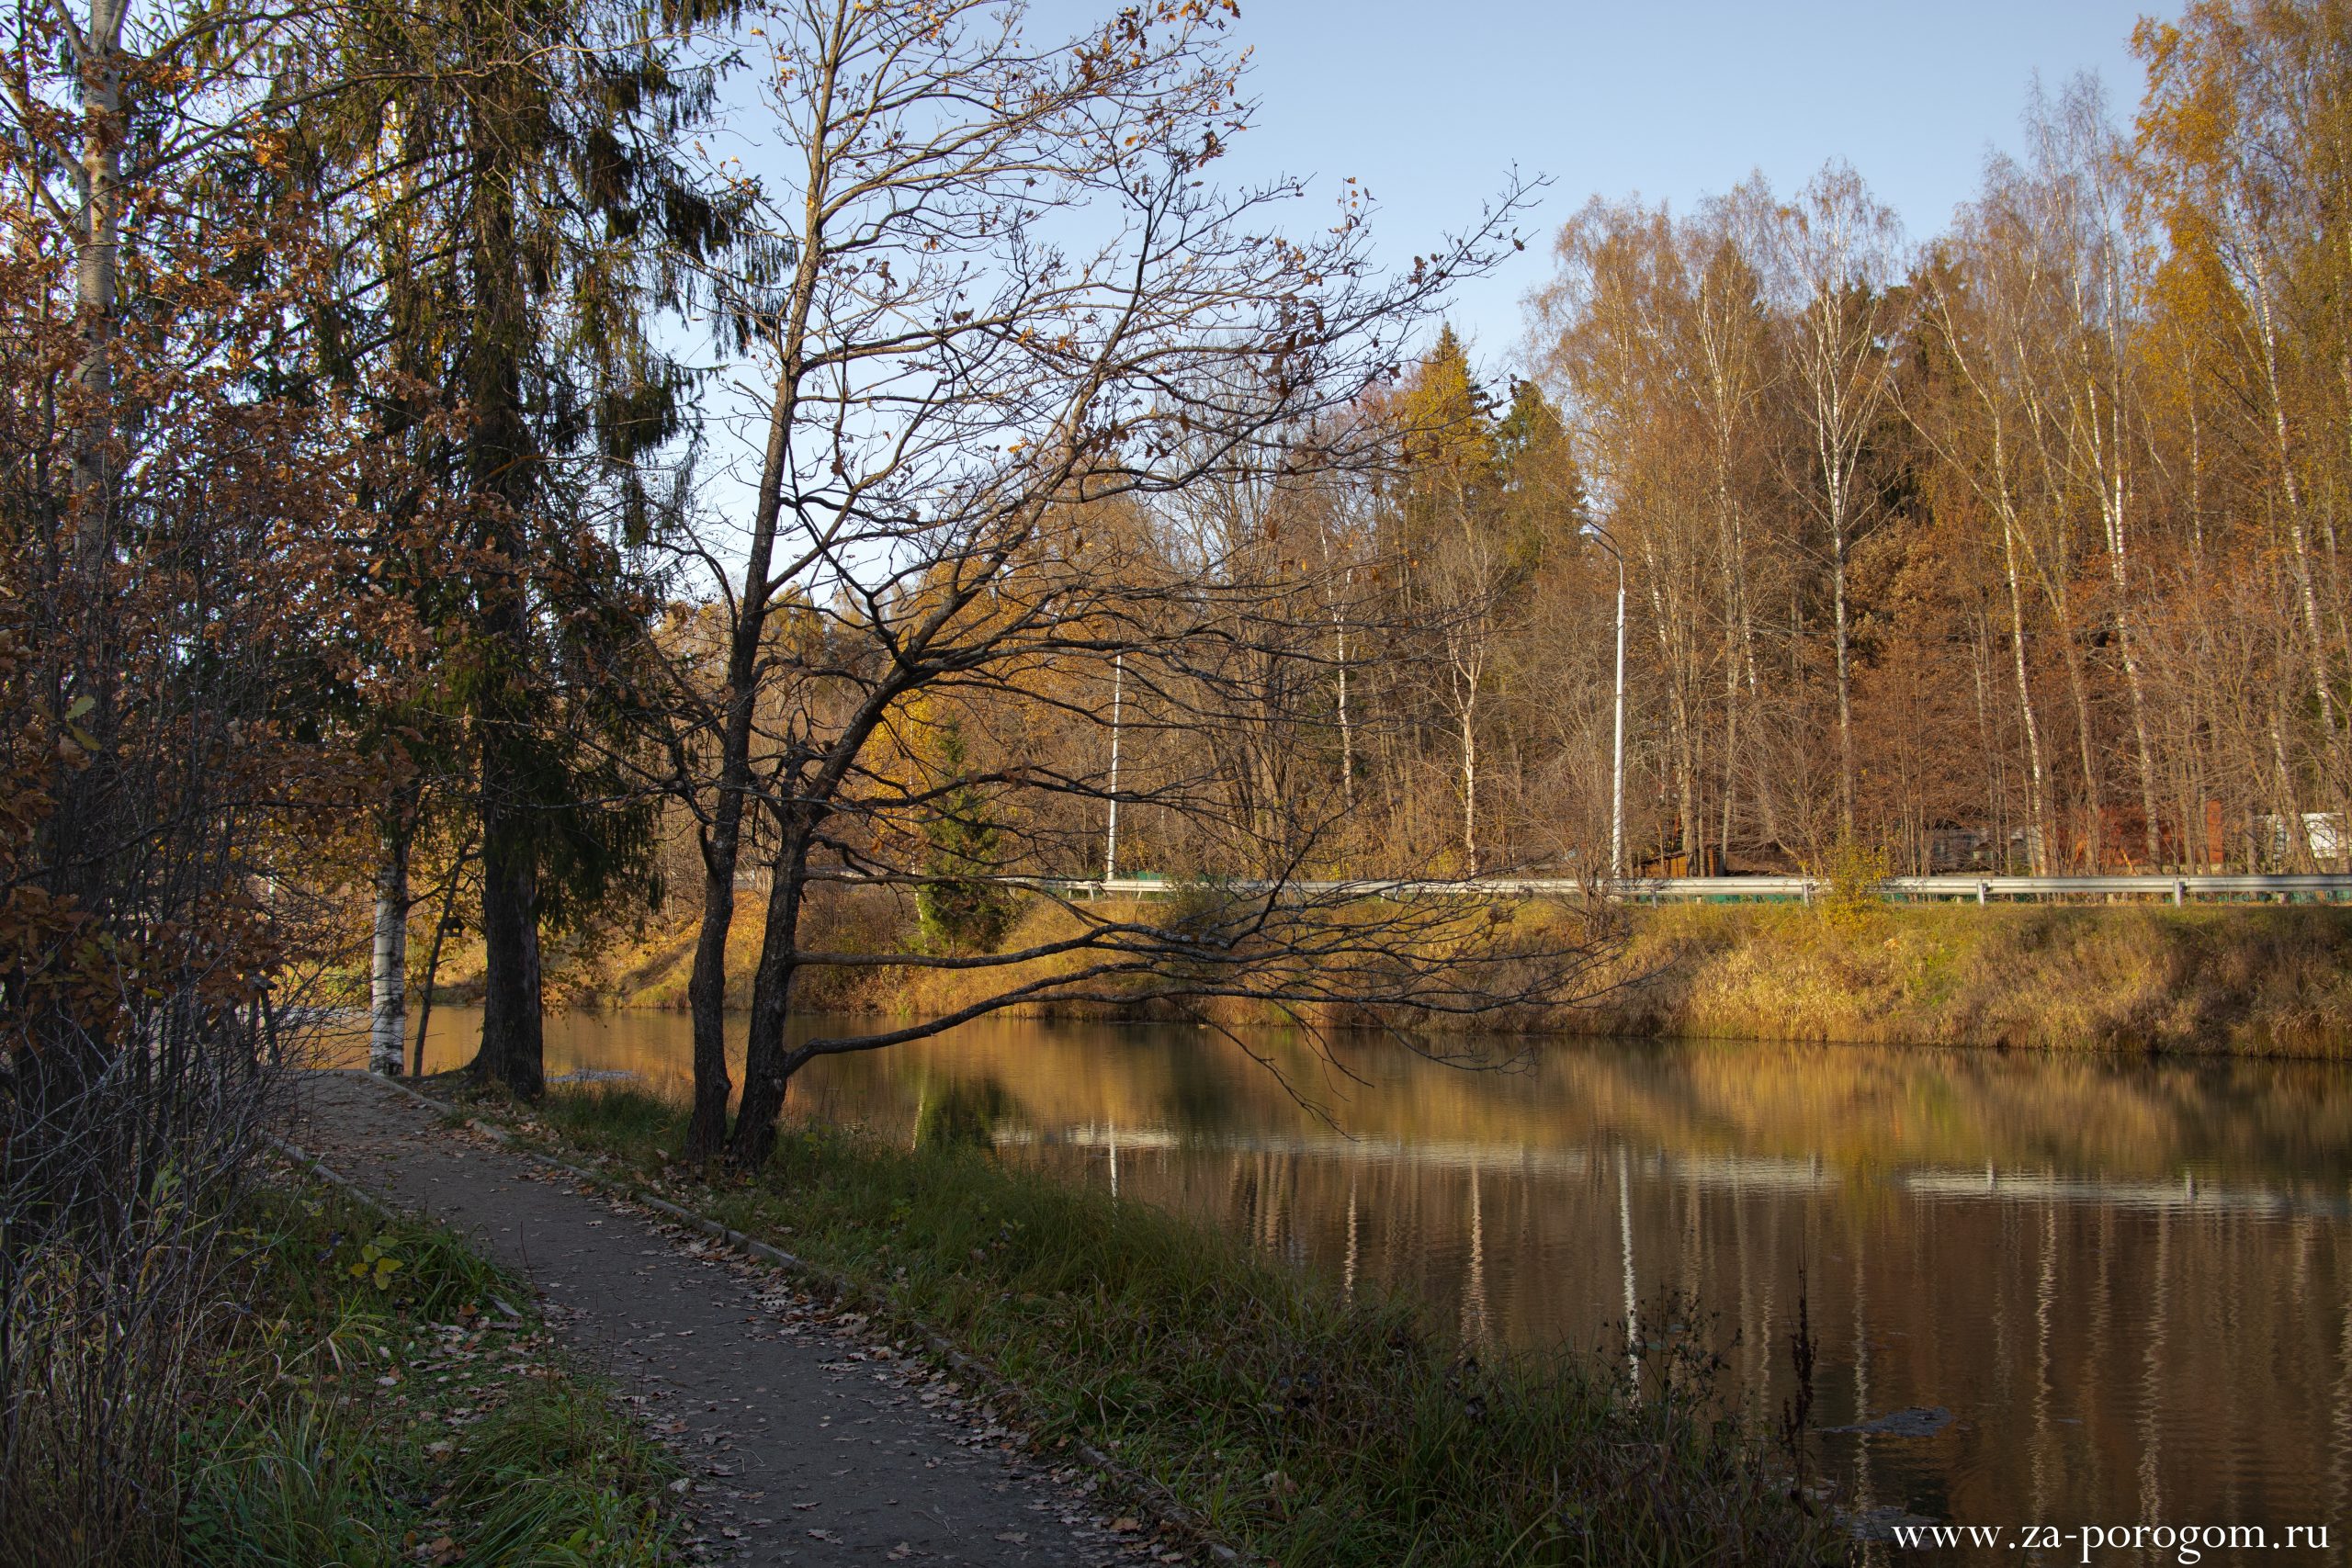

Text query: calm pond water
(399, 1009), (2352, 1562)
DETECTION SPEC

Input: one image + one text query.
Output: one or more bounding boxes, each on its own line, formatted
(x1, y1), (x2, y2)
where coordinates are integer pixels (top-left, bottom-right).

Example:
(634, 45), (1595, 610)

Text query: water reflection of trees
(910, 1076), (1011, 1151)
(1093, 1136), (2347, 1542)
(419, 1006), (2352, 1191)
(556, 1016), (2352, 1190)
(412, 1007), (2352, 1529)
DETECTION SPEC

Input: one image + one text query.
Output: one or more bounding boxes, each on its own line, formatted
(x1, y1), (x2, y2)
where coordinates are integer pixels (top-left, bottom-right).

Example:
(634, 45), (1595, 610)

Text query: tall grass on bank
(0, 1053), (282, 1567)
(172, 1179), (680, 1567)
(1589, 902), (2352, 1055)
(530, 1086), (1846, 1568)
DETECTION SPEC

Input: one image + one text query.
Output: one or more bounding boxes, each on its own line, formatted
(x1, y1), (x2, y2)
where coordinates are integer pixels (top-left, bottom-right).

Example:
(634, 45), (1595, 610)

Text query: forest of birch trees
(1244, 5), (2352, 884)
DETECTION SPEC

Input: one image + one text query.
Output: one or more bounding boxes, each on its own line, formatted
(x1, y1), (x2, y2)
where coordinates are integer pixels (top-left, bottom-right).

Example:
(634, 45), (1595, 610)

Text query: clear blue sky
(1035, 0), (2154, 373)
(695, 2), (2155, 522)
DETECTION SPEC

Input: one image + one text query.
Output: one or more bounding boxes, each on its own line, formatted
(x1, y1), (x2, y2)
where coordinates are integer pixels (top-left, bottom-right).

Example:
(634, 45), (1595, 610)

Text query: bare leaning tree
(645, 0), (1588, 1168)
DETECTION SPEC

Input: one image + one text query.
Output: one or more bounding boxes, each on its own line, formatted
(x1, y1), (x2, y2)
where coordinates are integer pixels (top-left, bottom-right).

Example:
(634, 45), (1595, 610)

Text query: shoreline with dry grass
(423, 893), (2352, 1059)
(1579, 901), (2352, 1055)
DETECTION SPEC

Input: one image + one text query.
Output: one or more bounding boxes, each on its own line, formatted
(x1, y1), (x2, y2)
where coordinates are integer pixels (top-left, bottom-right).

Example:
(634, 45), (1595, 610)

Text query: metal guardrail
(1887, 873), (2352, 903)
(1041, 873), (2352, 905)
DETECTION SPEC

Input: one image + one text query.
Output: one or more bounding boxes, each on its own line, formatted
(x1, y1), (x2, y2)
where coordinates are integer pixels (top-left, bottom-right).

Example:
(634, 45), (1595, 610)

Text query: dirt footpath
(293, 1071), (1176, 1568)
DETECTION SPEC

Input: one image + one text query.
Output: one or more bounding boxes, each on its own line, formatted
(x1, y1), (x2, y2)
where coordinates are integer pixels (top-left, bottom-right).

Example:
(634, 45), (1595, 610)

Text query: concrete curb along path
(294, 1070), (1224, 1568)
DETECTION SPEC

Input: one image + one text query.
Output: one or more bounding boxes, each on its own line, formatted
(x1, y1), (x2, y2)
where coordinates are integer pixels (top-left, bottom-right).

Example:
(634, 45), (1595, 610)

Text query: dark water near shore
(391, 1010), (2352, 1562)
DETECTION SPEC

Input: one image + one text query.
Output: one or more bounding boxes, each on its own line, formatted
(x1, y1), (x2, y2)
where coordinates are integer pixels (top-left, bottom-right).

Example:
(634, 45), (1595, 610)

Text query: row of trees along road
(1226, 6), (2352, 891)
(1509, 15), (2352, 883)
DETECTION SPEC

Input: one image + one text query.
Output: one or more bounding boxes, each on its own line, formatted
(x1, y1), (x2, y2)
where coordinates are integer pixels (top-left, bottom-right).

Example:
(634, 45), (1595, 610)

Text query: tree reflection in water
(392, 1008), (2352, 1541)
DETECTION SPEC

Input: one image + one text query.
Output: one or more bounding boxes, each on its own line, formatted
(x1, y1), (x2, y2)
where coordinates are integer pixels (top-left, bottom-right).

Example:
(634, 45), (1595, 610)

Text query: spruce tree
(299, 0), (754, 1095)
(915, 720), (1013, 955)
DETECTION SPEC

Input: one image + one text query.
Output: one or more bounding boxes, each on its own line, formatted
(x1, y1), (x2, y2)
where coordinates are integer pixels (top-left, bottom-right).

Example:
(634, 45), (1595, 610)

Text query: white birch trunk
(2002, 513), (2052, 874)
(1333, 611), (1353, 811)
(1459, 698), (1478, 876)
(72, 0), (129, 575)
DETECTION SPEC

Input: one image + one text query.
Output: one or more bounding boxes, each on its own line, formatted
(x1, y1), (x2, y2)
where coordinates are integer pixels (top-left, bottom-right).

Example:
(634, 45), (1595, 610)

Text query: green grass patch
(525, 1086), (1845, 1567)
(174, 1177), (681, 1566)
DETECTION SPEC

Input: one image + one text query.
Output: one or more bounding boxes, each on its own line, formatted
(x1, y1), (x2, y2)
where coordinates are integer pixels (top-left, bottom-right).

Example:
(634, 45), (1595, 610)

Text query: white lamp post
(1589, 525), (1628, 882)
(1103, 652), (1124, 883)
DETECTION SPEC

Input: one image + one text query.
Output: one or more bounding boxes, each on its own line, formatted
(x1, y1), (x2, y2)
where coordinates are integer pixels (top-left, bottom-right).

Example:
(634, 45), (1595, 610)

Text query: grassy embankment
(450, 889), (2352, 1056)
(169, 1175), (680, 1566)
(510, 1083), (1845, 1568)
(1585, 899), (2352, 1055)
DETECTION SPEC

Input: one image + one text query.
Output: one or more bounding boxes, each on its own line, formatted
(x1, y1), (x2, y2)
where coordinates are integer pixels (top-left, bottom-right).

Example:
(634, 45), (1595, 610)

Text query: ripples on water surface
(401, 1010), (2352, 1560)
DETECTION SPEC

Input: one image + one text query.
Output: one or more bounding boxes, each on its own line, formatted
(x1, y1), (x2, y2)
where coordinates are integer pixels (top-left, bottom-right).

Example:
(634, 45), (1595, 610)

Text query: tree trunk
(683, 388), (793, 1159)
(2116, 612), (2162, 866)
(729, 816), (817, 1170)
(1459, 695), (1478, 875)
(684, 70), (836, 1157)
(1972, 609), (2007, 869)
(474, 787), (545, 1099)
(2097, 438), (2164, 867)
(1718, 541), (1743, 863)
(461, 118), (546, 1100)
(2002, 517), (2052, 874)
(1831, 526), (1855, 840)
(684, 812), (742, 1159)
(2268, 697), (2313, 872)
(2251, 263), (2341, 753)
(72, 0), (127, 578)
(369, 828), (411, 1076)
(42, 0), (132, 955)
(1653, 597), (1698, 866)
(1333, 610), (1353, 812)
(2052, 592), (2101, 869)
